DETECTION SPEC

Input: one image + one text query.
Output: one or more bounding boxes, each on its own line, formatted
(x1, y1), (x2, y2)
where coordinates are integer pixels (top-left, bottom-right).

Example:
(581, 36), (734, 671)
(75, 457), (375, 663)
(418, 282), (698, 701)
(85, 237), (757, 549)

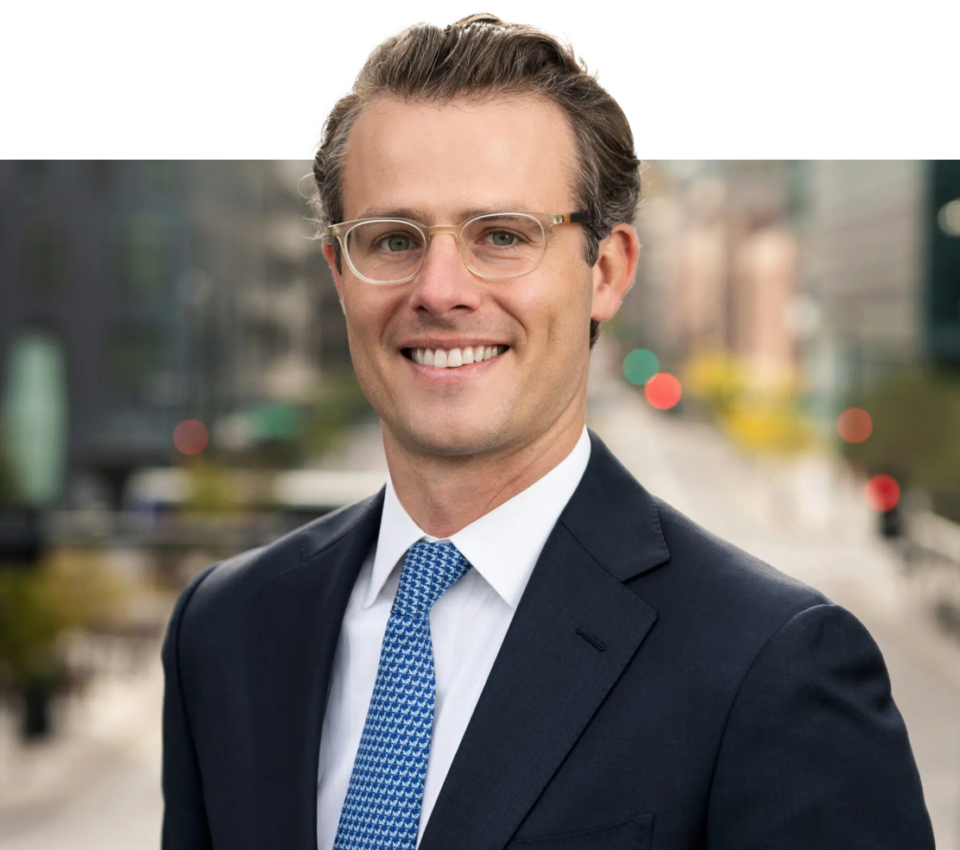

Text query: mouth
(401, 345), (509, 369)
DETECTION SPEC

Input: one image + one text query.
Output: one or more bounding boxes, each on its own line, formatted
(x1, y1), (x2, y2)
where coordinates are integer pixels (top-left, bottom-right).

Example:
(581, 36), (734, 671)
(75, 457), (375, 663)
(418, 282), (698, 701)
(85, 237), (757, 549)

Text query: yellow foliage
(685, 351), (815, 456)
(719, 402), (816, 456)
(685, 352), (747, 410)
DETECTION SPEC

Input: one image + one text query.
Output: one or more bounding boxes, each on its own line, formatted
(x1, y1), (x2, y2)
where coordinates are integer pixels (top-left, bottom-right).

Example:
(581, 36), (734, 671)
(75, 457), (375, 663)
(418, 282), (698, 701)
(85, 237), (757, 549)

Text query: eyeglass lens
(344, 214), (546, 283)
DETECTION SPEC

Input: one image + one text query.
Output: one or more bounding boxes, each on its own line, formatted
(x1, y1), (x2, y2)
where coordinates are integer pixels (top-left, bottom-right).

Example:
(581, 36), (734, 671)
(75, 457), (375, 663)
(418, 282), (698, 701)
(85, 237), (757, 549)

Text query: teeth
(409, 346), (505, 369)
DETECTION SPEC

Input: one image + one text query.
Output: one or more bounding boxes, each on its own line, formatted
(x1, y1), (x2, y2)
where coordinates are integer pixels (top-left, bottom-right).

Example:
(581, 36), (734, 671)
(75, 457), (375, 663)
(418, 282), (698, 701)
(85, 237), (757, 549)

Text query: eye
(380, 233), (413, 252)
(485, 229), (522, 247)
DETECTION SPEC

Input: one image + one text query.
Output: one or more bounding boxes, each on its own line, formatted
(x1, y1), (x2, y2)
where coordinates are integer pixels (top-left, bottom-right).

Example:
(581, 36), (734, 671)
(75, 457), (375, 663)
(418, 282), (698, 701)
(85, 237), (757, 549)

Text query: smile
(402, 345), (508, 369)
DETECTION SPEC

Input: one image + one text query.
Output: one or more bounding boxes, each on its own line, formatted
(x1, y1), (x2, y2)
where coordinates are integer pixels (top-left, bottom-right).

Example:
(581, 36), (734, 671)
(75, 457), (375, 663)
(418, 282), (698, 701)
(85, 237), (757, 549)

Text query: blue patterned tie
(333, 540), (472, 850)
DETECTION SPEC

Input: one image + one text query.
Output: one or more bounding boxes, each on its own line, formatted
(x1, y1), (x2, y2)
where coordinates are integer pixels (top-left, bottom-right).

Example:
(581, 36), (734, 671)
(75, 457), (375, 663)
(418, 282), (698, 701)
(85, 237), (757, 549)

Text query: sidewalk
(0, 636), (166, 833)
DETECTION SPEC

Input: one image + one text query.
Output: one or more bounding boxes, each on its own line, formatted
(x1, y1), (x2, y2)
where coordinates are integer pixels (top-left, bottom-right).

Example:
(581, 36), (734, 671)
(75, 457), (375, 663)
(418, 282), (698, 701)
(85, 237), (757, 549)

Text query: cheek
(341, 305), (397, 419)
(342, 308), (371, 368)
(512, 263), (592, 350)
(343, 291), (395, 355)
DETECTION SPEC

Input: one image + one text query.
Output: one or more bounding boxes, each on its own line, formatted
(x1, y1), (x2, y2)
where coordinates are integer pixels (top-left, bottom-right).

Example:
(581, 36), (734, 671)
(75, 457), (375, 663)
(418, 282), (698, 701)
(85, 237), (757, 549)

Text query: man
(161, 14), (934, 850)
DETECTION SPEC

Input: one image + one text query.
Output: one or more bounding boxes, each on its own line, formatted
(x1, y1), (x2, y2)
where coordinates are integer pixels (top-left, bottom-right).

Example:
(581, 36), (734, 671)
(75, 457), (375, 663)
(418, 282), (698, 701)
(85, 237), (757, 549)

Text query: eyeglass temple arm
(550, 211), (591, 225)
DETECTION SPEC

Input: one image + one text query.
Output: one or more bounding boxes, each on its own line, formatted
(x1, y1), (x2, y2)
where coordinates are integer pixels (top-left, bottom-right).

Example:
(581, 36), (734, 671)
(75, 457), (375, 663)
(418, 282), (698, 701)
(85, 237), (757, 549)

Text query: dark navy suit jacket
(161, 430), (934, 849)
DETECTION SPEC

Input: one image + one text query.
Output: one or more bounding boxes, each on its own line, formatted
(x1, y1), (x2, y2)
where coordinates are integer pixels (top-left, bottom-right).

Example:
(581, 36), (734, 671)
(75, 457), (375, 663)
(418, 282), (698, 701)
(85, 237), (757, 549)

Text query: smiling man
(161, 14), (934, 850)
(322, 92), (625, 524)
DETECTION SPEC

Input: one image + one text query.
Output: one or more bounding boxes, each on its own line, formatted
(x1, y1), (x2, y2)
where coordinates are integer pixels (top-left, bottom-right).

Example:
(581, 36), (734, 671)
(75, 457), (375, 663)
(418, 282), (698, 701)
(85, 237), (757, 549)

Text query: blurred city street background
(1, 160), (960, 847)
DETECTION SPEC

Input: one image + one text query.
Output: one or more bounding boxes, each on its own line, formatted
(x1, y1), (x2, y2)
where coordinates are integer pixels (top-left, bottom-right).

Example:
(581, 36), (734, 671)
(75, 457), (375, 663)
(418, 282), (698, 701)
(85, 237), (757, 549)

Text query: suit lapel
(249, 490), (384, 850)
(419, 431), (670, 850)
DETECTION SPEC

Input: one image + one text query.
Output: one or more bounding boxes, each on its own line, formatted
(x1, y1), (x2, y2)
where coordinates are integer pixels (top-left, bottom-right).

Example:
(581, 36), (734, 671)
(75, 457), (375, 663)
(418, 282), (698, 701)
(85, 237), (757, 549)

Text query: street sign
(2, 331), (68, 508)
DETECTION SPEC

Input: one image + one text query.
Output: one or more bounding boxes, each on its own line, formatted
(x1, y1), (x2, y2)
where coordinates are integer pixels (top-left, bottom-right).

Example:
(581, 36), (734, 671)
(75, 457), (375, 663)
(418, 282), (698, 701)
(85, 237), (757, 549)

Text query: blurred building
(0, 161), (346, 507)
(629, 160), (960, 419)
(801, 161), (926, 413)
(923, 161), (960, 371)
(629, 161), (802, 388)
(801, 161), (960, 417)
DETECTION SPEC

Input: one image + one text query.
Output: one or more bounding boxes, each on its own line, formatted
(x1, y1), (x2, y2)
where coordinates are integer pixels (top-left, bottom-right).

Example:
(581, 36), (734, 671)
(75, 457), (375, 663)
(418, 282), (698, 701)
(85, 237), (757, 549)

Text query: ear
(590, 223), (640, 323)
(322, 241), (346, 305)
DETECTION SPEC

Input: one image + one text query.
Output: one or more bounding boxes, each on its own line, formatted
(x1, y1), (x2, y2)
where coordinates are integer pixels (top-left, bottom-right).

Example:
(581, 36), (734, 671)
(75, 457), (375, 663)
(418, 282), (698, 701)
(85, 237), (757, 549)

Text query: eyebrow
(352, 203), (539, 223)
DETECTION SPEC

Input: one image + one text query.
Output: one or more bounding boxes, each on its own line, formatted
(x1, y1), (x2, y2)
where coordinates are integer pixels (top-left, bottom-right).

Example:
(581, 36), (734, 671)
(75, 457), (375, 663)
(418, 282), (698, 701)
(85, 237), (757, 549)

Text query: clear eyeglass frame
(322, 210), (591, 285)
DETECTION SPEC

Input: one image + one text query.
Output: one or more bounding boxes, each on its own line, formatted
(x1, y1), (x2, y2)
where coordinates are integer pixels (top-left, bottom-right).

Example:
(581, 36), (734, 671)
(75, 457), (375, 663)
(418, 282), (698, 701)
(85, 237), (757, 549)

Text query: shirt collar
(365, 426), (591, 610)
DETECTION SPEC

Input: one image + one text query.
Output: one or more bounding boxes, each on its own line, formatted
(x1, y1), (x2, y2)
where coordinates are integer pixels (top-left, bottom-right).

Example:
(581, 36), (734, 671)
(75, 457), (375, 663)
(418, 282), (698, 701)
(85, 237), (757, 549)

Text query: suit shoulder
(650, 495), (830, 629)
(178, 492), (382, 627)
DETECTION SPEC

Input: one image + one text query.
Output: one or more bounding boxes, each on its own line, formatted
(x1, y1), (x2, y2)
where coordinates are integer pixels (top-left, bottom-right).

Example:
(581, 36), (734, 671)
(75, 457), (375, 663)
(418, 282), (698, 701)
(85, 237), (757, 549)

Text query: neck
(383, 403), (587, 539)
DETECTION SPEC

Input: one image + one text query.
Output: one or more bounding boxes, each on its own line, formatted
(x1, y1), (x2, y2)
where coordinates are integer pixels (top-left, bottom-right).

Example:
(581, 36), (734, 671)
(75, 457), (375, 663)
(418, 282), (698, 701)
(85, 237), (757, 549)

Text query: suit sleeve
(161, 564), (219, 850)
(706, 603), (934, 850)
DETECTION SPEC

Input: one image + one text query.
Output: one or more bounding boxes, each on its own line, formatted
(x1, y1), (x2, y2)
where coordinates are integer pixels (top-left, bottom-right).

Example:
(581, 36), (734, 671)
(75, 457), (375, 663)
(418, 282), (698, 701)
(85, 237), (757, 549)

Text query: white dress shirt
(316, 427), (591, 850)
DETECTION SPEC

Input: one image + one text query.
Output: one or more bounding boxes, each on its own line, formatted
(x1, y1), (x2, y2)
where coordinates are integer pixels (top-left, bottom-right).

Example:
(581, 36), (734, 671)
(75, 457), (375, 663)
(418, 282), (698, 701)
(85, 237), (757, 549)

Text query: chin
(396, 410), (510, 458)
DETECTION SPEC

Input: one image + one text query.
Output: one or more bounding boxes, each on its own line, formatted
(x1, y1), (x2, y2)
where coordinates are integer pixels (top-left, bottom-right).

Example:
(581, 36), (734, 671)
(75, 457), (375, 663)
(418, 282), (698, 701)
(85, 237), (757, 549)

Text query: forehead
(340, 96), (579, 222)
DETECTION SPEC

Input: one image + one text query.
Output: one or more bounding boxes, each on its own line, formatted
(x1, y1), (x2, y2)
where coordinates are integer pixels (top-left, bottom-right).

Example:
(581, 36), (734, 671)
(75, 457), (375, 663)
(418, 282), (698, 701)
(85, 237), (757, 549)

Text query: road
(2, 378), (959, 849)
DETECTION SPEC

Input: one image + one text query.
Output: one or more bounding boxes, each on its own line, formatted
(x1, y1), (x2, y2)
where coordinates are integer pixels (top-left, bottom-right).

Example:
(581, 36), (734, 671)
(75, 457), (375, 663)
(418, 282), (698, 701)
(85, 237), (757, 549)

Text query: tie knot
(393, 540), (471, 620)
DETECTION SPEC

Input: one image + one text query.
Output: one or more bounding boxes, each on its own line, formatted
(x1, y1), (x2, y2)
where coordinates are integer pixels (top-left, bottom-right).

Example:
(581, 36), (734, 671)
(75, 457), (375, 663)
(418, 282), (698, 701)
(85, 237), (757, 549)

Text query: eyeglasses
(323, 210), (591, 285)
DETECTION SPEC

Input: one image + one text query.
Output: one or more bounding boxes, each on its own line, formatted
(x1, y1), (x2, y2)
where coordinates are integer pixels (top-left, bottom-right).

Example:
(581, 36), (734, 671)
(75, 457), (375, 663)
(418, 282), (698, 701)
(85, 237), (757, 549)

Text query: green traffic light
(622, 348), (659, 386)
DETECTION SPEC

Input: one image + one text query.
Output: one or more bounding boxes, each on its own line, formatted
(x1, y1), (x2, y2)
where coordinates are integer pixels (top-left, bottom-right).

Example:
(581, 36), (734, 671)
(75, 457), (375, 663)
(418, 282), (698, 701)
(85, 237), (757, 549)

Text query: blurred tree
(0, 550), (128, 739)
(684, 351), (815, 456)
(842, 368), (960, 494)
(719, 399), (816, 457)
(685, 352), (749, 418)
(183, 456), (241, 514)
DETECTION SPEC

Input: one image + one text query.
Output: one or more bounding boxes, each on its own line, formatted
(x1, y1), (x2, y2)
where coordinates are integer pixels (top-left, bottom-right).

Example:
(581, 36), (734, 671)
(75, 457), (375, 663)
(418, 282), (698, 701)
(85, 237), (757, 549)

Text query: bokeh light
(865, 474), (900, 512)
(938, 198), (960, 237)
(645, 373), (682, 410)
(837, 407), (873, 443)
(622, 348), (659, 386)
(174, 419), (208, 455)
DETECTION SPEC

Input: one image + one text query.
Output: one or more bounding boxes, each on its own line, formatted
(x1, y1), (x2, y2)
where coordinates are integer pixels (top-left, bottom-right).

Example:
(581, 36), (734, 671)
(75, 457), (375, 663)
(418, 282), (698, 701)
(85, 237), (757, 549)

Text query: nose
(406, 231), (482, 317)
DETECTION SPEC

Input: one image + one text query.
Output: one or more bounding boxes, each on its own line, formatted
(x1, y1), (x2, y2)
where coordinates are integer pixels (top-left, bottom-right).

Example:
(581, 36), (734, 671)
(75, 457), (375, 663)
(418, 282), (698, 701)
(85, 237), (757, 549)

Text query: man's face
(326, 96), (605, 459)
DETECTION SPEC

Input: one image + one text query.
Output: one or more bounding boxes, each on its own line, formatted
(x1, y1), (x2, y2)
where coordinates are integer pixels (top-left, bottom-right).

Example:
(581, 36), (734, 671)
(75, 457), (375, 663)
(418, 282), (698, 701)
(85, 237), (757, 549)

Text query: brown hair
(312, 13), (641, 347)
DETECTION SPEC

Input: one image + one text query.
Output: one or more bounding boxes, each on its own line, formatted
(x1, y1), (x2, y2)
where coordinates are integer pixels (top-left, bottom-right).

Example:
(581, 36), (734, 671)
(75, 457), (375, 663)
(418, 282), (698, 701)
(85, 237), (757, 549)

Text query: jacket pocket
(505, 812), (654, 850)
